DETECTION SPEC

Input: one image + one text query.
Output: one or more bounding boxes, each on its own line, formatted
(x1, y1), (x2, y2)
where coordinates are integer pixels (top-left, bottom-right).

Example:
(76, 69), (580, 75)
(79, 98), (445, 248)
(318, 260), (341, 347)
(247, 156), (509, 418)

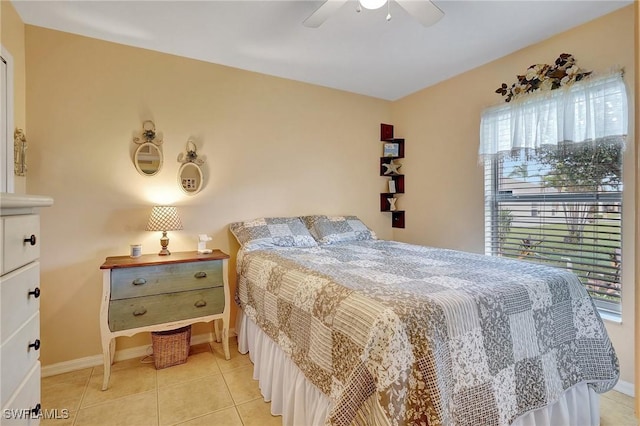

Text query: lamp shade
(146, 206), (183, 232)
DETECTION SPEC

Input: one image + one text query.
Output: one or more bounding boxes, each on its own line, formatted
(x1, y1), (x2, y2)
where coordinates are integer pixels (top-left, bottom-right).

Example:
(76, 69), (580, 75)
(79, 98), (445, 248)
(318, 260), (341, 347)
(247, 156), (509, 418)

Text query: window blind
(484, 143), (623, 312)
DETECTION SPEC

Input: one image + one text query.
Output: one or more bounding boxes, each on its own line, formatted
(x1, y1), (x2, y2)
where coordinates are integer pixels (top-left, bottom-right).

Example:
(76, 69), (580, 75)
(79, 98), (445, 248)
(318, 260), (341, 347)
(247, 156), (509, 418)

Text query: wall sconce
(14, 129), (27, 176)
(146, 206), (183, 255)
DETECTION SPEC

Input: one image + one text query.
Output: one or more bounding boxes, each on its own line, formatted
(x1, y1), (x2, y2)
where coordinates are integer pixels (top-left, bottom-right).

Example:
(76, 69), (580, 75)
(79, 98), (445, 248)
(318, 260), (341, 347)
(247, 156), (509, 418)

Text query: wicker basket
(151, 325), (191, 369)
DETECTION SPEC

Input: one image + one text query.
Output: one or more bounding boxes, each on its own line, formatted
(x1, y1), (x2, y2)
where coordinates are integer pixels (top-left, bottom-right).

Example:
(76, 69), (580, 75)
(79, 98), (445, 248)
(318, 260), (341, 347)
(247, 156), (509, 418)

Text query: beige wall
(0, 0), (27, 193)
(23, 26), (392, 365)
(391, 6), (636, 385)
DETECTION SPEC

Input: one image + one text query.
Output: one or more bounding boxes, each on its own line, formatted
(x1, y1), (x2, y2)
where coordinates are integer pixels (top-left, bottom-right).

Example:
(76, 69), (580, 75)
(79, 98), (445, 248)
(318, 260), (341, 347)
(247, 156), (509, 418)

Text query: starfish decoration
(383, 160), (401, 175)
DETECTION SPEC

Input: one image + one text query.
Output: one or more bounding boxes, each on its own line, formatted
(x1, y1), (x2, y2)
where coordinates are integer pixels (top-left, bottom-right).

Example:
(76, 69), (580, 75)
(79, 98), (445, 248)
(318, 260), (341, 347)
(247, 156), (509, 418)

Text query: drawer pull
(132, 278), (147, 286)
(29, 287), (41, 298)
(31, 403), (42, 416)
(194, 271), (207, 279)
(29, 339), (41, 351)
(24, 234), (37, 246)
(133, 307), (147, 317)
(194, 300), (207, 308)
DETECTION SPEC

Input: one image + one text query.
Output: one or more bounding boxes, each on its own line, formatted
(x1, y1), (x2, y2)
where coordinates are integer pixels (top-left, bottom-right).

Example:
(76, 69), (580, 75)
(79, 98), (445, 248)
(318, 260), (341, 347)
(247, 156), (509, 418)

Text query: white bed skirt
(236, 310), (600, 426)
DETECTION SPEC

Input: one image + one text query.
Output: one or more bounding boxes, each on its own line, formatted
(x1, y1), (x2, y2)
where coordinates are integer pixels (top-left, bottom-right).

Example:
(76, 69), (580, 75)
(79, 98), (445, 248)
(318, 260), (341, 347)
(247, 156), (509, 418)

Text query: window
(480, 73), (627, 314)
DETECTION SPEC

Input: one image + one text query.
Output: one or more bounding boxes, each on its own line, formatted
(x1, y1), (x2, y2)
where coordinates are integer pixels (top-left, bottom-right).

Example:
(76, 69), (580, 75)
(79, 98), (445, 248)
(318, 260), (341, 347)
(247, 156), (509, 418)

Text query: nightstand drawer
(110, 260), (223, 300)
(108, 287), (224, 331)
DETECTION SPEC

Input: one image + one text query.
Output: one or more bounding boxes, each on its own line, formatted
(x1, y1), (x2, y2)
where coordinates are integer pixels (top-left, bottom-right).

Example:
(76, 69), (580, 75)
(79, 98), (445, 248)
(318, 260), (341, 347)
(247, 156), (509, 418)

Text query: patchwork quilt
(235, 240), (618, 426)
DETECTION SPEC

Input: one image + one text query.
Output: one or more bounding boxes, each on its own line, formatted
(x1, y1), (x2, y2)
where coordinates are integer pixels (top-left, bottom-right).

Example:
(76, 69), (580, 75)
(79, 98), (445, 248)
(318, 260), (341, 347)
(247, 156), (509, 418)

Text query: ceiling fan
(303, 0), (444, 28)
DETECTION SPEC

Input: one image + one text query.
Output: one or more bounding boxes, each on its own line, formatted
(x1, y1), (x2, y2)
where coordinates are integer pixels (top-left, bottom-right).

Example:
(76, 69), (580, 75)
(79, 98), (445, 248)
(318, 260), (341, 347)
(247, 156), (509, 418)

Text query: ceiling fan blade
(396, 0), (444, 27)
(303, 0), (349, 28)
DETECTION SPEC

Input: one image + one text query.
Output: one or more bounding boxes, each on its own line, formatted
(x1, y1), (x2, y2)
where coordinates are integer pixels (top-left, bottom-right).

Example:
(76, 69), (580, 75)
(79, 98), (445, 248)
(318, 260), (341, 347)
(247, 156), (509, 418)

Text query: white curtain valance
(479, 72), (628, 159)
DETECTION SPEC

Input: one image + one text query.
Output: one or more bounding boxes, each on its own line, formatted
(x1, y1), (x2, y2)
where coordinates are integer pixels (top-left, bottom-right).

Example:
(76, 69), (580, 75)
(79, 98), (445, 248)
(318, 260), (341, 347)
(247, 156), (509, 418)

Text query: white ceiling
(11, 0), (632, 101)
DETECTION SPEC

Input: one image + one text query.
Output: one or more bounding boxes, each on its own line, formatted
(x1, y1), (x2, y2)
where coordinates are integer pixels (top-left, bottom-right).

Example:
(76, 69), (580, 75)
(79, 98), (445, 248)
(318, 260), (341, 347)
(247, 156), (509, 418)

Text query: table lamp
(146, 206), (183, 255)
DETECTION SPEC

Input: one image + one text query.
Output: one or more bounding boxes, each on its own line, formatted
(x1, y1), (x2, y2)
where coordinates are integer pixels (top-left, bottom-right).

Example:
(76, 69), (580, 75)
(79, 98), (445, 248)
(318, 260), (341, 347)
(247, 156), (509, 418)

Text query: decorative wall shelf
(379, 123), (405, 229)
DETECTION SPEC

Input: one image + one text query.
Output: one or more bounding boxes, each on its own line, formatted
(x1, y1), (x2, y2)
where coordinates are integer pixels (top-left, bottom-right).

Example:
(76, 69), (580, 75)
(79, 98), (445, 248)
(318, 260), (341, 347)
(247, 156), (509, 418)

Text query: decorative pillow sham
(301, 215), (377, 245)
(229, 217), (318, 251)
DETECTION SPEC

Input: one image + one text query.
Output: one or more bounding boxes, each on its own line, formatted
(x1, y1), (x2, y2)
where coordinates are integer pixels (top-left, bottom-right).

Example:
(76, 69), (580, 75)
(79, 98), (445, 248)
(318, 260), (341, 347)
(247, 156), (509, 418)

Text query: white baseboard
(614, 380), (635, 397)
(42, 329), (236, 378)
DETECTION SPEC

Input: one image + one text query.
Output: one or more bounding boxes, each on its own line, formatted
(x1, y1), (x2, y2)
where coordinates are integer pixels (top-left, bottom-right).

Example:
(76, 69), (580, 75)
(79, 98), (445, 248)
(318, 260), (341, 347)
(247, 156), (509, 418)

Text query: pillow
(301, 215), (377, 245)
(229, 217), (318, 251)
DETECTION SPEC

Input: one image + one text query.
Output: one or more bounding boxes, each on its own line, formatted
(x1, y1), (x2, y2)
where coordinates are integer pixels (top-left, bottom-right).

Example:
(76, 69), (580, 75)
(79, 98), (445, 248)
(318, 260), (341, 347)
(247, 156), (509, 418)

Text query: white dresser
(1, 193), (53, 425)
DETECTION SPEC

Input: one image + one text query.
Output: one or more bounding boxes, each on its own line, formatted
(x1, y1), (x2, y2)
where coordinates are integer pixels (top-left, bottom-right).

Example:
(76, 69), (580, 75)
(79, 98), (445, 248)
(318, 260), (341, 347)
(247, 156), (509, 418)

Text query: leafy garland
(495, 53), (592, 102)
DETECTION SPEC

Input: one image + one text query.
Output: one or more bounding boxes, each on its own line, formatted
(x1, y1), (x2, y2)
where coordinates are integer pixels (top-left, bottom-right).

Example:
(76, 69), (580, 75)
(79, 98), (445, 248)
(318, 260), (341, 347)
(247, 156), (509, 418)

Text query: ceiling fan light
(360, 0), (387, 10)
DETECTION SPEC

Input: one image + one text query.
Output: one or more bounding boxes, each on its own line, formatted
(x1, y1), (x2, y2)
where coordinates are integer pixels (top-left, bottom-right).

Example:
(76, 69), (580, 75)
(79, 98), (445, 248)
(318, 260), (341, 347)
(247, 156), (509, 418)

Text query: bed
(230, 216), (619, 426)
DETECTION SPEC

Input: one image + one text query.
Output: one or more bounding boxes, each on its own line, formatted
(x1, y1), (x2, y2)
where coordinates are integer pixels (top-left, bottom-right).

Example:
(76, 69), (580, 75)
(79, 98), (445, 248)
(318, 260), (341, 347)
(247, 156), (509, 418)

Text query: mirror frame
(134, 142), (163, 176)
(178, 162), (203, 195)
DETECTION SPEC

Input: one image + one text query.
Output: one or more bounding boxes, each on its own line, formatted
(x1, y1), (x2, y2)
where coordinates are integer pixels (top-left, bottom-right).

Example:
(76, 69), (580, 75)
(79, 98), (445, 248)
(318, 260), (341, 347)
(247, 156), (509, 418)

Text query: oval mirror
(134, 142), (163, 176)
(178, 162), (203, 195)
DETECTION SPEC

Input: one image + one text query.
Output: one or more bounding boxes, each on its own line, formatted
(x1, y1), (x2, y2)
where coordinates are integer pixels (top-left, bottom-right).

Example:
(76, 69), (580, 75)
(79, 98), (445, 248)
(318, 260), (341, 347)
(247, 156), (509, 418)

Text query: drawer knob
(29, 339), (41, 351)
(31, 403), (42, 416)
(194, 271), (207, 279)
(194, 300), (207, 308)
(29, 287), (41, 298)
(132, 278), (147, 286)
(133, 307), (147, 317)
(23, 234), (37, 246)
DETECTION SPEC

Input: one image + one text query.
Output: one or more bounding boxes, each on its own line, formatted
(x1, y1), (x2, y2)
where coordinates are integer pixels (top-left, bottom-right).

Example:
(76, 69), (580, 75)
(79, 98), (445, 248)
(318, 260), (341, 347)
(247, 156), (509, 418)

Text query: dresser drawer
(2, 215), (40, 275)
(1, 362), (41, 426)
(108, 287), (224, 331)
(1, 313), (40, 409)
(1, 262), (40, 345)
(110, 260), (223, 300)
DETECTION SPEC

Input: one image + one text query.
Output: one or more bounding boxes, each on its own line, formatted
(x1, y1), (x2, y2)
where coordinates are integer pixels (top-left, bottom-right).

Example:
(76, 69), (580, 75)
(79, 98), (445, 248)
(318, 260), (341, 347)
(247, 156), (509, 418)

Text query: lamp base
(159, 231), (171, 256)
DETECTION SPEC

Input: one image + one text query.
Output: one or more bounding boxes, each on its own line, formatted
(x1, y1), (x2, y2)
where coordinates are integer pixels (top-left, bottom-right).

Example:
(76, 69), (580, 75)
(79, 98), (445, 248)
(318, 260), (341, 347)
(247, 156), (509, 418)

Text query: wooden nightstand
(99, 250), (230, 390)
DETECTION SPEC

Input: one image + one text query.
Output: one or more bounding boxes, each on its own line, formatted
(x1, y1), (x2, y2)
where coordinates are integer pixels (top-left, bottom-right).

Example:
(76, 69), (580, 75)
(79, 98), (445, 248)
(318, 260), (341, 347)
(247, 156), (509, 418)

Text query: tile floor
(41, 340), (278, 426)
(601, 387), (639, 426)
(41, 338), (637, 426)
